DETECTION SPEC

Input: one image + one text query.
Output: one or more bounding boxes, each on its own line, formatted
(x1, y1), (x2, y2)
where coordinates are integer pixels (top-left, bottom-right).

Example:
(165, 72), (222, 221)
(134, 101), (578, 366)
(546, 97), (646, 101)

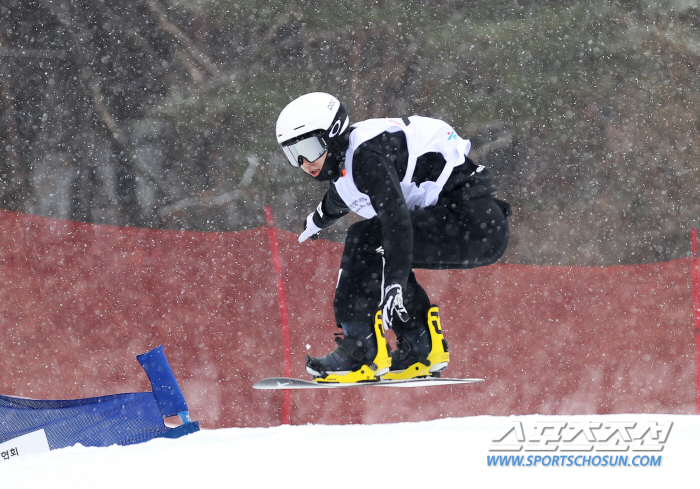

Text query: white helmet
(276, 92), (349, 167)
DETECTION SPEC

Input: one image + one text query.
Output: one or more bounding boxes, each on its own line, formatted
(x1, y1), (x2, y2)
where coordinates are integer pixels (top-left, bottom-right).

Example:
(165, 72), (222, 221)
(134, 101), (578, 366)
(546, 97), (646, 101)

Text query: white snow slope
(1, 414), (697, 488)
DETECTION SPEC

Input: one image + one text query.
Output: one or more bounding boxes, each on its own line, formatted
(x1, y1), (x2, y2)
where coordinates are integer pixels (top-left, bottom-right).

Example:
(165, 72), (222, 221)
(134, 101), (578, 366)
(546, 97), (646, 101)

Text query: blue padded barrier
(0, 346), (199, 449)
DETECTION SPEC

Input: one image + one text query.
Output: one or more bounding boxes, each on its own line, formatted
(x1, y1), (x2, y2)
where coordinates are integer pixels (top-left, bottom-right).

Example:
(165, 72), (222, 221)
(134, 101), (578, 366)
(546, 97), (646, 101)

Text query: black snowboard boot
(305, 315), (391, 383)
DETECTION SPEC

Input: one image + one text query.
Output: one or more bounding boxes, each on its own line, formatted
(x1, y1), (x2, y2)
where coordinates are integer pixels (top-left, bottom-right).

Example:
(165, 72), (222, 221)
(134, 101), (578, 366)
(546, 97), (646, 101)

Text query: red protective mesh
(0, 209), (695, 428)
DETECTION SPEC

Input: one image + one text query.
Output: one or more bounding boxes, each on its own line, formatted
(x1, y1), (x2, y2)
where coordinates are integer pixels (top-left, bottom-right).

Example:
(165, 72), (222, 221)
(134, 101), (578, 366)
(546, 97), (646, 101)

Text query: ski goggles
(281, 134), (327, 168)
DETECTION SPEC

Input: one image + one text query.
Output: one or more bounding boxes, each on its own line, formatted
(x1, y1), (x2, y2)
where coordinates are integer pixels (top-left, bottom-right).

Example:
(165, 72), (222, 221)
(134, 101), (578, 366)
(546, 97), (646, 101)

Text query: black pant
(333, 196), (509, 332)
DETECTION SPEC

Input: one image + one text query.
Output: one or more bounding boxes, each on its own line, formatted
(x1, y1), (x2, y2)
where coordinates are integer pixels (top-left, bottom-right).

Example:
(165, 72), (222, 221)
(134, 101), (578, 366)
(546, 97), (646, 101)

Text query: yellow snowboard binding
(382, 305), (450, 381)
(308, 311), (391, 384)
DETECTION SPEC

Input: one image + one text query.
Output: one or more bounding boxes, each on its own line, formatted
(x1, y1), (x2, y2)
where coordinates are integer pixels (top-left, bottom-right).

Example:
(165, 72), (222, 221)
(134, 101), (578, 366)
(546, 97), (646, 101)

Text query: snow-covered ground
(2, 414), (697, 488)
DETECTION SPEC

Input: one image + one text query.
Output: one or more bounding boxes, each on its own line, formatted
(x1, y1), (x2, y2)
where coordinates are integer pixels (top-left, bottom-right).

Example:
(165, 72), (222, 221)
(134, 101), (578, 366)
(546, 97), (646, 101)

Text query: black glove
(378, 284), (409, 330)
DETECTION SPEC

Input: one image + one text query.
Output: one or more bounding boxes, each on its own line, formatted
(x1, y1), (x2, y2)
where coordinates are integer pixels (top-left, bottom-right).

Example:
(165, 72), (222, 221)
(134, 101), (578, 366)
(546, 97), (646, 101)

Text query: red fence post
(264, 205), (293, 424)
(692, 227), (700, 415)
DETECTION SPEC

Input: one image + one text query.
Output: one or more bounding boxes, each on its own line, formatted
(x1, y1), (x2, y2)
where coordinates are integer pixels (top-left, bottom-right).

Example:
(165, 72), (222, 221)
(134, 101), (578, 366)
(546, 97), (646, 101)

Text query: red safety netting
(0, 209), (695, 428)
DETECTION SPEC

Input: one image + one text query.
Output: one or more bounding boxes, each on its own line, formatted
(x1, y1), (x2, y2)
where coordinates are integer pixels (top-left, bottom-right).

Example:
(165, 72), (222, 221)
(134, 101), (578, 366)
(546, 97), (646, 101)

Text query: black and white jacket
(313, 116), (497, 286)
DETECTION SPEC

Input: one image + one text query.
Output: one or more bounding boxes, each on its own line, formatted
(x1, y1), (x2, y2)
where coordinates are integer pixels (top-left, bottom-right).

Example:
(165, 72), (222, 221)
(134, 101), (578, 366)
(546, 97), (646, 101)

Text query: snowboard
(253, 376), (484, 390)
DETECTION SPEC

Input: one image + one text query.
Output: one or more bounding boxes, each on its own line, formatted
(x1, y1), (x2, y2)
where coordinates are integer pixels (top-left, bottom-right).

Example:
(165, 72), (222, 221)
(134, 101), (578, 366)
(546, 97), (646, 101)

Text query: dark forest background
(1, 0), (699, 265)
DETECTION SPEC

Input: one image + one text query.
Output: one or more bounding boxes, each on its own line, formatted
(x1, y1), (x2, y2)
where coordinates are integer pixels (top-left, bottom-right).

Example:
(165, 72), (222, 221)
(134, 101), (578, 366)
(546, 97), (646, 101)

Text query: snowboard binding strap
(383, 305), (450, 381)
(314, 311), (391, 384)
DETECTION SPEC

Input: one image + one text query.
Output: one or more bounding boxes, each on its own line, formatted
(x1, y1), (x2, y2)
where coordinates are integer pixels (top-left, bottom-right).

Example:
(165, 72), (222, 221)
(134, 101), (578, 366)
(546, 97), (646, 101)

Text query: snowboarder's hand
(379, 284), (409, 330)
(299, 213), (321, 243)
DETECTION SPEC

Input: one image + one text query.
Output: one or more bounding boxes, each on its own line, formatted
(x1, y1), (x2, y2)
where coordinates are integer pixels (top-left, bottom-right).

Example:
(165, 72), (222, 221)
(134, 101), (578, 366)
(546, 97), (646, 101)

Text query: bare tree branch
(175, 49), (205, 84)
(0, 46), (69, 59)
(158, 155), (259, 217)
(37, 0), (181, 218)
(94, 0), (160, 61)
(145, 0), (219, 78)
(470, 134), (514, 161)
(158, 190), (241, 217)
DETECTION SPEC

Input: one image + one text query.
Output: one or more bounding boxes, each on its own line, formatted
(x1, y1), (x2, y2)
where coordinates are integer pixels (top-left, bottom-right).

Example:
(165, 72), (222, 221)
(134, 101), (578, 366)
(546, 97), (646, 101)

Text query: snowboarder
(275, 92), (510, 383)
